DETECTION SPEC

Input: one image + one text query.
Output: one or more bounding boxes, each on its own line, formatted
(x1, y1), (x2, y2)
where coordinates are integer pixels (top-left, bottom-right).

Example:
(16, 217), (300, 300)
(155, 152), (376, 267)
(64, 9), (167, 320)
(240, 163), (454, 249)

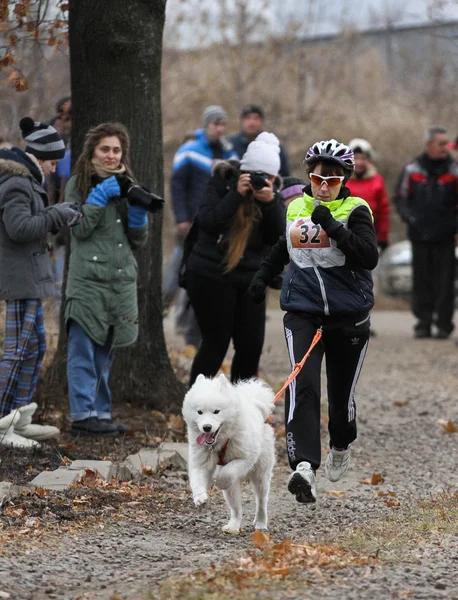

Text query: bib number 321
(289, 218), (331, 249)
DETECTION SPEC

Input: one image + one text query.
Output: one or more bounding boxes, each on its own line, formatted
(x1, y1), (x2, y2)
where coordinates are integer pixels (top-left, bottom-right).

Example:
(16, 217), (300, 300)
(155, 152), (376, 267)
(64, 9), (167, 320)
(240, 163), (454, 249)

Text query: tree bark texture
(44, 0), (184, 413)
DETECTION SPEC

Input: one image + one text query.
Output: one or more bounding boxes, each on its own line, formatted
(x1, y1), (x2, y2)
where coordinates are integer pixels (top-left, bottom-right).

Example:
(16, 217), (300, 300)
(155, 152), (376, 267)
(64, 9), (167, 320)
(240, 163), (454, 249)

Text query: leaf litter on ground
(157, 529), (374, 599)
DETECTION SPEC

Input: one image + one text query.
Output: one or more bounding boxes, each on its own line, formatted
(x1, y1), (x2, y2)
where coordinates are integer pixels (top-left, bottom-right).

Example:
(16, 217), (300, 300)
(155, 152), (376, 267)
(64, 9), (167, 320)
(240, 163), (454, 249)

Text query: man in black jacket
(229, 105), (290, 177)
(394, 126), (458, 339)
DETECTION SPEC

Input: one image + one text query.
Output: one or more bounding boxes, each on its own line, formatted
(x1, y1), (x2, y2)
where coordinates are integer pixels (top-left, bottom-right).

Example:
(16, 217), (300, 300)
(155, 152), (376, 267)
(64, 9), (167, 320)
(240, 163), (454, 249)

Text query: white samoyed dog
(182, 373), (276, 534)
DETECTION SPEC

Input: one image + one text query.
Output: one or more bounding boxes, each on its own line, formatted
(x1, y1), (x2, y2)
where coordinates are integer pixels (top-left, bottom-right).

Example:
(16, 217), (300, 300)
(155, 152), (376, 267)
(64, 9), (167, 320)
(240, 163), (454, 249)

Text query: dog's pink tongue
(196, 433), (213, 445)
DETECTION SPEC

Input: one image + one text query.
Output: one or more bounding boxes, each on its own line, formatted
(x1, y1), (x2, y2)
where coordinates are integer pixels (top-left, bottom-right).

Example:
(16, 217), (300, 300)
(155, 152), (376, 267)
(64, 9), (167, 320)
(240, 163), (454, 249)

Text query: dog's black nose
(203, 424), (212, 433)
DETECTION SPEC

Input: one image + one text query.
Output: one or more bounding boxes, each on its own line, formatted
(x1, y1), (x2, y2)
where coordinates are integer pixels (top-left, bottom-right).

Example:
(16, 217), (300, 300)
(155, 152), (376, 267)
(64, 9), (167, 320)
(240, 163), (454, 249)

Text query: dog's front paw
(193, 491), (208, 507)
(222, 521), (241, 535)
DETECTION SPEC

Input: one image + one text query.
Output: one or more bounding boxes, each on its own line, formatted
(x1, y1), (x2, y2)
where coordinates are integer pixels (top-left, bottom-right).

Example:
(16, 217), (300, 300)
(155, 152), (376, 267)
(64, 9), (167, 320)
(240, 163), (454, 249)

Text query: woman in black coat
(185, 133), (285, 385)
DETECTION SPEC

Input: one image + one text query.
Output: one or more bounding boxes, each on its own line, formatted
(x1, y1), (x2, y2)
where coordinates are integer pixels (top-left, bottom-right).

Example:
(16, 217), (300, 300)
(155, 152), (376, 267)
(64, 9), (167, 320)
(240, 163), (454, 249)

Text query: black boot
(71, 417), (119, 437)
(99, 419), (129, 433)
(414, 322), (431, 339)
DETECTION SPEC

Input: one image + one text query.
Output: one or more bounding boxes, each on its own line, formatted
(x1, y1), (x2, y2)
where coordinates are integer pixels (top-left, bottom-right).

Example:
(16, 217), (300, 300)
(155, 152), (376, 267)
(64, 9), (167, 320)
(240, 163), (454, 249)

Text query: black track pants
(283, 312), (370, 471)
(187, 271), (266, 386)
(411, 239), (455, 332)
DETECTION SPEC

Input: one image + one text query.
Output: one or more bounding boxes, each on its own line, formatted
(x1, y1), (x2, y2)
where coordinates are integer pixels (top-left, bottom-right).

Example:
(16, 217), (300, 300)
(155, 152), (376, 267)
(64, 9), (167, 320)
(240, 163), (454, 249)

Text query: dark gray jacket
(0, 151), (65, 300)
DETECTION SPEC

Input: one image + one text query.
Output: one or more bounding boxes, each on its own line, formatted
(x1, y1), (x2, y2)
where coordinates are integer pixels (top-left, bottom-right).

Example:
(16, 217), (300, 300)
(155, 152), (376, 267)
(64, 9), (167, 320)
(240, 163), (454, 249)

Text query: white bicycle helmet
(305, 139), (355, 176)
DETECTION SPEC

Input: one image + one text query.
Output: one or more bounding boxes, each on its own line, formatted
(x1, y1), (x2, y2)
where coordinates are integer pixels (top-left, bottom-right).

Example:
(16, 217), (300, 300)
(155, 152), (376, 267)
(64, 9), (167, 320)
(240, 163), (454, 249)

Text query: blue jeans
(67, 321), (115, 422)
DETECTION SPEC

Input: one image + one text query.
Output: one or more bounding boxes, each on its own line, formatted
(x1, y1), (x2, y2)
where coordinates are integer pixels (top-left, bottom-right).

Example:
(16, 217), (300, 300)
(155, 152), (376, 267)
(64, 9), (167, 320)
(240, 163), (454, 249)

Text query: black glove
(248, 276), (267, 304)
(269, 273), (283, 290)
(310, 205), (342, 234)
(378, 241), (389, 252)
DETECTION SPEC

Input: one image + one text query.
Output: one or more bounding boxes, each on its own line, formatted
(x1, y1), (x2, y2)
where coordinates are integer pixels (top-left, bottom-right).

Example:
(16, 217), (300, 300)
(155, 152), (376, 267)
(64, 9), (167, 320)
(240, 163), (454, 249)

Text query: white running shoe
(288, 461), (316, 503)
(325, 447), (351, 482)
(14, 403), (60, 441)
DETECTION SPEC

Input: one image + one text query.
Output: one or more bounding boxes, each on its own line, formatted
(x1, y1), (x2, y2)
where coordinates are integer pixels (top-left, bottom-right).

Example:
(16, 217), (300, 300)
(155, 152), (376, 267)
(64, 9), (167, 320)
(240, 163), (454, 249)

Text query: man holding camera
(230, 104), (291, 177)
(166, 105), (237, 348)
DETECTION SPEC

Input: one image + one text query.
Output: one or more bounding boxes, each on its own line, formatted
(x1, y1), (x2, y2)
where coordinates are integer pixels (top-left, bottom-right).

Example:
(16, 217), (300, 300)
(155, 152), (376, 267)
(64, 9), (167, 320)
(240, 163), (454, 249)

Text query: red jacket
(346, 166), (390, 244)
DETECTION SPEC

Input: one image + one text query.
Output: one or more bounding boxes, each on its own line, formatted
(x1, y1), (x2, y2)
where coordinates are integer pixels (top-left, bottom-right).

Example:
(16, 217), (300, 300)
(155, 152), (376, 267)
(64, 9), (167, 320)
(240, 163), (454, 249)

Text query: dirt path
(1, 310), (457, 600)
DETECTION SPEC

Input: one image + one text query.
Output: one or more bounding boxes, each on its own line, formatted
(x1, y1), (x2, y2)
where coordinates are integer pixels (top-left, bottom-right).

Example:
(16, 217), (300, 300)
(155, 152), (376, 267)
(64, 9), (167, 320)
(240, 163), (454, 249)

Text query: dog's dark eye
(197, 410), (203, 415)
(213, 410), (220, 414)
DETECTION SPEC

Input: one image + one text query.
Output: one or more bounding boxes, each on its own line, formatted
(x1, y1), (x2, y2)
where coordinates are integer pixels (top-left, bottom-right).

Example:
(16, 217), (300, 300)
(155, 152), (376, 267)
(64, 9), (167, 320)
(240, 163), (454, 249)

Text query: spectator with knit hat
(346, 138), (390, 251)
(185, 132), (284, 386)
(165, 105), (237, 348)
(230, 104), (290, 177)
(0, 117), (82, 448)
(281, 176), (306, 208)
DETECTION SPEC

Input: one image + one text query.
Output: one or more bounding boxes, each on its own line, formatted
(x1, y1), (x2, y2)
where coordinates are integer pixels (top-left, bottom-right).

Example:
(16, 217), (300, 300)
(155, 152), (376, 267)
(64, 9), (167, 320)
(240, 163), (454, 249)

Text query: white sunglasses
(310, 173), (345, 188)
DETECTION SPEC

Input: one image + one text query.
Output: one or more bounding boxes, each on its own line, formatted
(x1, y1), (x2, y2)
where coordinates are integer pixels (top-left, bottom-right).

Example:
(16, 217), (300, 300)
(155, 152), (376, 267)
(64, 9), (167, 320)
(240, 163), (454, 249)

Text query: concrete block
(0, 482), (20, 508)
(124, 447), (187, 478)
(29, 467), (84, 491)
(108, 462), (132, 481)
(158, 442), (189, 464)
(69, 460), (114, 481)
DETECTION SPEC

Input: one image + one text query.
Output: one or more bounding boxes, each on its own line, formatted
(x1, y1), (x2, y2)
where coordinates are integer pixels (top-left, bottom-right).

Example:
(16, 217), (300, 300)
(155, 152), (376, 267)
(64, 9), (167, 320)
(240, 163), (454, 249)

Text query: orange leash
(267, 327), (323, 423)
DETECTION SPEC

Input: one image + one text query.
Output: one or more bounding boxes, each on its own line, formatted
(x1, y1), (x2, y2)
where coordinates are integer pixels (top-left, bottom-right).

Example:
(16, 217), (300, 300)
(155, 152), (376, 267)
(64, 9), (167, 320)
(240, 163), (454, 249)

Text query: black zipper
(351, 270), (367, 300)
(286, 272), (297, 301)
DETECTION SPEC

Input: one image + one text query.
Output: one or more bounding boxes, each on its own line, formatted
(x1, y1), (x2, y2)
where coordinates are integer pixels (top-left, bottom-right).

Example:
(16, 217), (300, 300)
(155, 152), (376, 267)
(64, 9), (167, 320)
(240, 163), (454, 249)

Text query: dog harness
(217, 440), (229, 466)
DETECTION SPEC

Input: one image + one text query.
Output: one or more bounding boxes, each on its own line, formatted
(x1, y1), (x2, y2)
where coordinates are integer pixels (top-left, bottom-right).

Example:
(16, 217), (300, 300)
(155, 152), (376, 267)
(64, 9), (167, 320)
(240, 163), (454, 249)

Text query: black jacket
(187, 161), (285, 288)
(394, 153), (458, 242)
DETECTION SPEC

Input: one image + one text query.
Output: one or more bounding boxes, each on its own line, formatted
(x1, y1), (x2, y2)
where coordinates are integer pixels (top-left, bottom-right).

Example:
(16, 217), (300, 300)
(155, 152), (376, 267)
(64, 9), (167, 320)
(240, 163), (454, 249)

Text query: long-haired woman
(64, 122), (162, 436)
(185, 132), (285, 386)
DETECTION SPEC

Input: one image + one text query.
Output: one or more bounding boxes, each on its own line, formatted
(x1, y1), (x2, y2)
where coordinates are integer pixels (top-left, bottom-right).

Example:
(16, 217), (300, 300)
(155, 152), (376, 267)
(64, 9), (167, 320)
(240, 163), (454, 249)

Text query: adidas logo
(351, 337), (360, 345)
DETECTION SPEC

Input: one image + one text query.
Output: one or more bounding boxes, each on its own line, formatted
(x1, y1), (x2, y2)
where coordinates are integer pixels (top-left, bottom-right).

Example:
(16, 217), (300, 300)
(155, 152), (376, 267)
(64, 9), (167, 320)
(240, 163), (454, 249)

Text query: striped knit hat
(19, 117), (65, 160)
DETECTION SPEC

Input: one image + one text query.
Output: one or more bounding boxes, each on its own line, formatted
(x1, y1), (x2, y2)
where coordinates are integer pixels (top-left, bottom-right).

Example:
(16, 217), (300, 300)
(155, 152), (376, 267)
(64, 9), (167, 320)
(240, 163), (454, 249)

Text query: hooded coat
(64, 175), (148, 349)
(0, 147), (63, 300)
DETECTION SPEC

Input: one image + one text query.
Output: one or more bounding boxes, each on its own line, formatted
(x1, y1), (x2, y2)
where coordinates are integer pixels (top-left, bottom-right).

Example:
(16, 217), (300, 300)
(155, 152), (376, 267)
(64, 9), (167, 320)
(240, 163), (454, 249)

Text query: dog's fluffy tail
(236, 378), (275, 421)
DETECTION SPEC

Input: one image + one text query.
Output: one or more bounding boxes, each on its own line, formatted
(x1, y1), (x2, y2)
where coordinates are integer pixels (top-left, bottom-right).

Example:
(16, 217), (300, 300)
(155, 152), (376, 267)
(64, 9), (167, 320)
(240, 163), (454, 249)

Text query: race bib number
(289, 218), (330, 249)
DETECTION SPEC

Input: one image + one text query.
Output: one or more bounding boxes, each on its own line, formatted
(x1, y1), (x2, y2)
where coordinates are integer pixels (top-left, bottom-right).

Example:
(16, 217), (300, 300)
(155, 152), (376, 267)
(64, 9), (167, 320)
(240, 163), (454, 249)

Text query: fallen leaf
(142, 466), (154, 475)
(393, 401), (409, 407)
(79, 468), (98, 486)
(3, 506), (25, 518)
(167, 414), (185, 432)
(326, 490), (346, 497)
(384, 497), (401, 507)
(251, 529), (272, 551)
(361, 473), (385, 485)
(377, 491), (397, 497)
(437, 419), (457, 433)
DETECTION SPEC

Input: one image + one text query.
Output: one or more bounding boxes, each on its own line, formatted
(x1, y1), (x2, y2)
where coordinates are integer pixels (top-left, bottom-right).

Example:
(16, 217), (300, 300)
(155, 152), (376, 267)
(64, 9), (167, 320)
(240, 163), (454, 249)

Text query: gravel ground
(1, 310), (457, 600)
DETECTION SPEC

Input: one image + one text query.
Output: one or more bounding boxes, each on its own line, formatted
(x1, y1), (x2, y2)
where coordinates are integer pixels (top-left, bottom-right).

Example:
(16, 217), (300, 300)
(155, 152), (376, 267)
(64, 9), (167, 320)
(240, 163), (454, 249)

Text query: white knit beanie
(240, 132), (281, 176)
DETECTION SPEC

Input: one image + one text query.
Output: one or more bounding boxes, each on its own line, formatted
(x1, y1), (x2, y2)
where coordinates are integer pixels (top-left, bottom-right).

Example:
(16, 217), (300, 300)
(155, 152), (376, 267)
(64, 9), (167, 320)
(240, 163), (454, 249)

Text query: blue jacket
(229, 131), (290, 177)
(170, 129), (237, 224)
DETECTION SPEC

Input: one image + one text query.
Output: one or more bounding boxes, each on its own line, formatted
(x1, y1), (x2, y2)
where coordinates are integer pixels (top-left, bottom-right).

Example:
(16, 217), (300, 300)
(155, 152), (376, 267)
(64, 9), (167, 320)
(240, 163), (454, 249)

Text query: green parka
(64, 175), (148, 348)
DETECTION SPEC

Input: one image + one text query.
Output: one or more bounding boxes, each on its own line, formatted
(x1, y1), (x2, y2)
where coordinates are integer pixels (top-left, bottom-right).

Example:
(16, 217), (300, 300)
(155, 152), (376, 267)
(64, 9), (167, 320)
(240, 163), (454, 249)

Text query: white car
(379, 240), (458, 298)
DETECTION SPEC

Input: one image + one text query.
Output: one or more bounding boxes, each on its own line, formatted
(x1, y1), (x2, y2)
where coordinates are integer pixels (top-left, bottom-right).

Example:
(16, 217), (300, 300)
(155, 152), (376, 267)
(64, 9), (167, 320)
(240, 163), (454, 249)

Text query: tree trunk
(43, 0), (184, 413)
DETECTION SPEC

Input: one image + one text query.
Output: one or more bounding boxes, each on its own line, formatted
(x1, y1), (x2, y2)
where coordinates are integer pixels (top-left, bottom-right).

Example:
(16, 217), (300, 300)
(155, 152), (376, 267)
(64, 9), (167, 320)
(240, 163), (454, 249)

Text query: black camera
(250, 171), (269, 191)
(116, 175), (164, 214)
